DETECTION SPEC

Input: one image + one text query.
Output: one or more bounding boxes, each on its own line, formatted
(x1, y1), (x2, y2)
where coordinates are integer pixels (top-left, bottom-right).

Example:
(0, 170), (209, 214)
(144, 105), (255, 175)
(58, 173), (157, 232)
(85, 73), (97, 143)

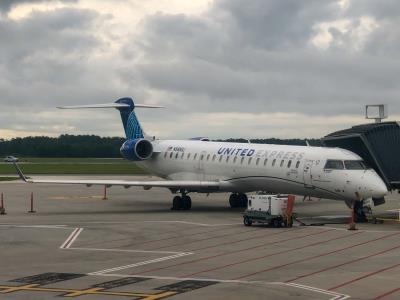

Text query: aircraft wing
(13, 163), (223, 191)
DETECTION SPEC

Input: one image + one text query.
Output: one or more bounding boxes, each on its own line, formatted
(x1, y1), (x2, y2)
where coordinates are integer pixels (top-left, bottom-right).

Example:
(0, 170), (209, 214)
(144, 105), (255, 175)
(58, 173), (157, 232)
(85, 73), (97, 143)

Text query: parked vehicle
(243, 193), (295, 228)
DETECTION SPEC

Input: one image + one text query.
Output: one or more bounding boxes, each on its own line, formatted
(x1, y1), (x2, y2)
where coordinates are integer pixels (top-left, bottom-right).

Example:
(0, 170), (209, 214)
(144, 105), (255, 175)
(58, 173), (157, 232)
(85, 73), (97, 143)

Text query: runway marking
(136, 228), (333, 275)
(91, 273), (350, 300)
(90, 252), (193, 275)
(60, 228), (84, 249)
(233, 231), (400, 280)
(0, 283), (176, 299)
(329, 262), (400, 291)
(153, 224), (273, 250)
(69, 247), (188, 255)
(48, 196), (104, 200)
(286, 243), (400, 283)
(143, 221), (241, 227)
(372, 287), (400, 300)
(0, 224), (68, 229)
(182, 230), (362, 278)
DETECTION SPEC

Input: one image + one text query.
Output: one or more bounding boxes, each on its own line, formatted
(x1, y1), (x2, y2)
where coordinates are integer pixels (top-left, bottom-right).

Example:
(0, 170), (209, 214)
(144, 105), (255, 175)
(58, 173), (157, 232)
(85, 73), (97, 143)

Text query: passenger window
(272, 159), (276, 166)
(233, 156), (237, 163)
(264, 159), (268, 166)
(194, 153), (197, 160)
(200, 154), (204, 160)
(212, 154), (216, 161)
(324, 160), (344, 170)
(241, 157), (245, 164)
(170, 152), (173, 159)
(226, 156), (230, 163)
(207, 154), (210, 161)
(219, 155), (223, 162)
(181, 152), (184, 159)
(248, 157), (252, 164)
(187, 153), (191, 159)
(164, 152), (167, 158)
(287, 160), (292, 168)
(280, 160), (284, 167)
(296, 161), (300, 168)
(256, 158), (260, 165)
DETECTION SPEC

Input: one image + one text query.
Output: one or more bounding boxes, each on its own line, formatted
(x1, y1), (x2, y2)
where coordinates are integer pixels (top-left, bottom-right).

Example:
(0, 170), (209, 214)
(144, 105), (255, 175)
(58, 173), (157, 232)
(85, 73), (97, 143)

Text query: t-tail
(58, 97), (163, 139)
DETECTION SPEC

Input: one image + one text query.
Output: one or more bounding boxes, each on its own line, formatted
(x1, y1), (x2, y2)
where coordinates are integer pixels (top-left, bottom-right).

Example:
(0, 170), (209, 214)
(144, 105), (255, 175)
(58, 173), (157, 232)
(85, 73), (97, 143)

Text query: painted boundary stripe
(233, 231), (400, 280)
(189, 227), (305, 252)
(89, 224), (243, 250)
(136, 229), (333, 275)
(60, 228), (83, 249)
(329, 262), (400, 291)
(286, 244), (400, 283)
(90, 273), (350, 300)
(90, 252), (193, 275)
(372, 287), (400, 300)
(153, 224), (288, 251)
(182, 231), (362, 278)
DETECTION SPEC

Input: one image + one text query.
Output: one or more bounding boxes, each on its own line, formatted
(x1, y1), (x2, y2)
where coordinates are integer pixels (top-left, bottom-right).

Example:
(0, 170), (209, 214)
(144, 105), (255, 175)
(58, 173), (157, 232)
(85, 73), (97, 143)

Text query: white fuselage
(137, 140), (387, 202)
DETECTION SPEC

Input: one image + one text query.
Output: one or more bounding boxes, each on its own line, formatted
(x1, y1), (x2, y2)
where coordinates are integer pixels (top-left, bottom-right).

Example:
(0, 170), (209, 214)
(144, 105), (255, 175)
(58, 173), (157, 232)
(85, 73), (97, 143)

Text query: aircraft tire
(229, 193), (239, 208)
(238, 193), (248, 207)
(182, 196), (192, 210)
(172, 196), (182, 210)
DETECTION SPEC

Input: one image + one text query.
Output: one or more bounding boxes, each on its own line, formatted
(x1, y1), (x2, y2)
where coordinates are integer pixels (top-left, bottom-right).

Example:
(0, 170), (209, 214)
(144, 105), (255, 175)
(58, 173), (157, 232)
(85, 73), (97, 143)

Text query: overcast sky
(0, 0), (399, 140)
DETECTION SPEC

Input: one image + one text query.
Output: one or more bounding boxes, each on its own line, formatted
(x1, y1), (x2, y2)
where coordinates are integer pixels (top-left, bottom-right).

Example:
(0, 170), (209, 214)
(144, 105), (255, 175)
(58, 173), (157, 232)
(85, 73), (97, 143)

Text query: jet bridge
(322, 121), (400, 191)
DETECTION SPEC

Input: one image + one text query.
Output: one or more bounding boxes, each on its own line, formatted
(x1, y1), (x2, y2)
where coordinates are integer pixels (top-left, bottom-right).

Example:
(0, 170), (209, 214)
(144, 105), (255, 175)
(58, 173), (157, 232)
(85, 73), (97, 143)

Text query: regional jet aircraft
(13, 98), (387, 216)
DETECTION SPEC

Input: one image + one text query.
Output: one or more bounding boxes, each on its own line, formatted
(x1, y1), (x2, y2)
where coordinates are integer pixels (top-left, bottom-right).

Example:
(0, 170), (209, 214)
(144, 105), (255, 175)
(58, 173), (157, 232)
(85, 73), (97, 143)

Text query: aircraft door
(303, 160), (314, 188)
(198, 151), (207, 180)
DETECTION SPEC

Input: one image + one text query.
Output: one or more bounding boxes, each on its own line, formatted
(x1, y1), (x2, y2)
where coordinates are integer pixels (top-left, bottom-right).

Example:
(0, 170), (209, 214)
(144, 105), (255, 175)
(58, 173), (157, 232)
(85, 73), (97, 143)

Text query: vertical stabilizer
(115, 98), (145, 139)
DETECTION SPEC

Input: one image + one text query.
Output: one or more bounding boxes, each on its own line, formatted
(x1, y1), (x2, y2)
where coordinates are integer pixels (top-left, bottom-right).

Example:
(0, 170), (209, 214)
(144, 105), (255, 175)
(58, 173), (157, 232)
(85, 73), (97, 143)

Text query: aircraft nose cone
(372, 177), (388, 197)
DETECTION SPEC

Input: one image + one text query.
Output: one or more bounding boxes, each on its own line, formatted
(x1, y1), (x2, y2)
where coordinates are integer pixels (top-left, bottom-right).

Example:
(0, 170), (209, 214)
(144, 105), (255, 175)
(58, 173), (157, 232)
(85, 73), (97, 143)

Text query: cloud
(1, 0), (400, 139)
(0, 0), (77, 13)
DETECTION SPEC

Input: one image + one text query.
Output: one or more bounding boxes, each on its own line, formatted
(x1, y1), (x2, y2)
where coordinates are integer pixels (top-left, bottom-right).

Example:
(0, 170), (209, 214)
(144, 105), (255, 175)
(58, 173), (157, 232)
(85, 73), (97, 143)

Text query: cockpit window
(344, 160), (366, 170)
(324, 160), (344, 170)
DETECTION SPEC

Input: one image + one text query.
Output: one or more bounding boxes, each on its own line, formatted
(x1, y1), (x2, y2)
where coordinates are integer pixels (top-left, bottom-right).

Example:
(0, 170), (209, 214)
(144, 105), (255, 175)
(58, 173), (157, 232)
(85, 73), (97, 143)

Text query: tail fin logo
(126, 111), (144, 139)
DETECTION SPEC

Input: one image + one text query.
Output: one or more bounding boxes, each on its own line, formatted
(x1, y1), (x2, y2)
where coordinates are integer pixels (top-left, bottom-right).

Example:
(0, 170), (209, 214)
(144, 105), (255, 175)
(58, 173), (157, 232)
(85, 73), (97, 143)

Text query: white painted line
(0, 224), (68, 229)
(90, 252), (193, 275)
(89, 273), (350, 300)
(69, 247), (189, 255)
(142, 221), (241, 227)
(60, 228), (83, 249)
(284, 283), (350, 300)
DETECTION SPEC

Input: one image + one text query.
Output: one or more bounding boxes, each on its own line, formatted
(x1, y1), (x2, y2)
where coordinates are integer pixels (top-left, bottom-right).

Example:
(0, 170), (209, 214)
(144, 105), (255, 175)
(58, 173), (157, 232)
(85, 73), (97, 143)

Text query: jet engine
(120, 138), (153, 161)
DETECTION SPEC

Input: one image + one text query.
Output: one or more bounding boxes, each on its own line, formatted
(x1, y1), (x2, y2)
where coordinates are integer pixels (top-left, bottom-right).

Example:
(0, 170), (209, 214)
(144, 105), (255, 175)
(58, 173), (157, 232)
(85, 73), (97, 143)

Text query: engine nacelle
(120, 138), (153, 161)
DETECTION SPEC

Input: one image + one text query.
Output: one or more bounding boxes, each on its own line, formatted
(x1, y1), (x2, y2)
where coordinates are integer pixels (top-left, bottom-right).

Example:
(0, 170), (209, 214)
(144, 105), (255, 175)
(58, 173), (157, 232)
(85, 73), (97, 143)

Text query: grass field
(0, 158), (146, 175)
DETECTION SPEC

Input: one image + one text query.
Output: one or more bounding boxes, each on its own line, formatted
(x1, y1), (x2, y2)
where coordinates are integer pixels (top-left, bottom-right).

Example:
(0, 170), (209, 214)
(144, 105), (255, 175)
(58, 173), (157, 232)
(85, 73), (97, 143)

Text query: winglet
(13, 162), (28, 182)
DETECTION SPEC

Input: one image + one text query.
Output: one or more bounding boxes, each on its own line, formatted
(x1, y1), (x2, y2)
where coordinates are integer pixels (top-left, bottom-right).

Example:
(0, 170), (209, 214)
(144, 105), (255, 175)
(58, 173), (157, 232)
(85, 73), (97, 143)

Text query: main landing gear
(171, 193), (192, 210)
(229, 193), (248, 208)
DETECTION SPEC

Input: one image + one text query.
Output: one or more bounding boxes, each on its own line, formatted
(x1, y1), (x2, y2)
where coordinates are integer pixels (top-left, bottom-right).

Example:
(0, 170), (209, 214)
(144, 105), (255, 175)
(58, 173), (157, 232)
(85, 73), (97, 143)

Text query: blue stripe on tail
(115, 97), (144, 139)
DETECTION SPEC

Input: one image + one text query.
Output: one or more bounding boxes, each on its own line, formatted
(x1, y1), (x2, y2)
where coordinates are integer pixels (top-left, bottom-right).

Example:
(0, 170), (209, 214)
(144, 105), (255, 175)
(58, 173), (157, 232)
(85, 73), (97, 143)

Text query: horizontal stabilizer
(57, 103), (164, 109)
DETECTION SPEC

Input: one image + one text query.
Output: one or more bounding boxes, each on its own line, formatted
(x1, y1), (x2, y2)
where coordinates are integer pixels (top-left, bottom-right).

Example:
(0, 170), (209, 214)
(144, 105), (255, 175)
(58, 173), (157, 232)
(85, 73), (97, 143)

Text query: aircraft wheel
(229, 193), (239, 208)
(182, 196), (192, 210)
(238, 193), (248, 207)
(172, 196), (182, 210)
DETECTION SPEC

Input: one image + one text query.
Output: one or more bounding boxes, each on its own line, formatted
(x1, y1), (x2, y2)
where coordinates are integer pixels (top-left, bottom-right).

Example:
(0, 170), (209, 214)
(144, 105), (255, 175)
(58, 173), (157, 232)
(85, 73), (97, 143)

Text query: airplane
(13, 97), (388, 219)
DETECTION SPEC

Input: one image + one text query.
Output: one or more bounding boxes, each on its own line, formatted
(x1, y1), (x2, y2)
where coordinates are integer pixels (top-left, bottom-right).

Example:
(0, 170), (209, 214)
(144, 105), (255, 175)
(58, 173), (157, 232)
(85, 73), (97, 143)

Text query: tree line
(0, 135), (322, 158)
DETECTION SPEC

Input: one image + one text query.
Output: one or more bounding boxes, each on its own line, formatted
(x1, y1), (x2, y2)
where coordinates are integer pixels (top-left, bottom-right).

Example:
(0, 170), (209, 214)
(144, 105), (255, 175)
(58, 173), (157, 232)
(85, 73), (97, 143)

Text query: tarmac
(0, 176), (400, 300)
